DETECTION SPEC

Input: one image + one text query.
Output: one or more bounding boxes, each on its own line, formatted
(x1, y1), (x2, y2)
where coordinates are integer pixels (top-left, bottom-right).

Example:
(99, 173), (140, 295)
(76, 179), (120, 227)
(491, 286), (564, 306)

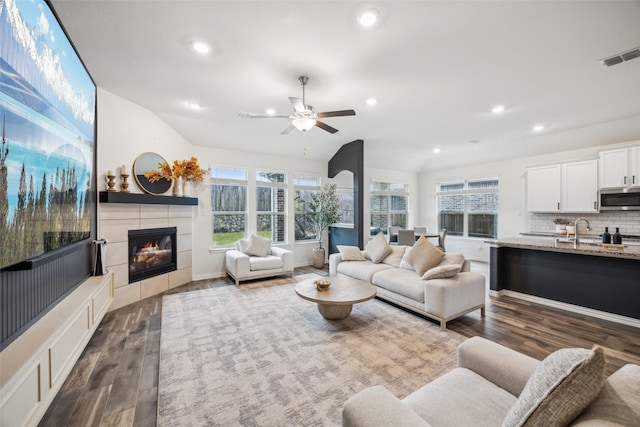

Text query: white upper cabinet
(527, 164), (561, 212)
(599, 145), (640, 189)
(562, 160), (598, 212)
(527, 160), (598, 213)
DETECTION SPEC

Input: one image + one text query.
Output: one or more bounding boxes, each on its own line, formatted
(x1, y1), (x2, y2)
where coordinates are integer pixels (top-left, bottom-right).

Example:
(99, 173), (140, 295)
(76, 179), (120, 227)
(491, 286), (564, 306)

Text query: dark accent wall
(328, 140), (364, 253)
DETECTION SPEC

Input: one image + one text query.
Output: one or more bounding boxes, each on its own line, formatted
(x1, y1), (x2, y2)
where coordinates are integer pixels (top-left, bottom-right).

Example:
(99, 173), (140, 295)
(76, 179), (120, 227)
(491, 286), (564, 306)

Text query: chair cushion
(235, 238), (250, 253)
(503, 346), (606, 427)
(337, 245), (366, 261)
(422, 264), (461, 280)
(245, 234), (271, 257)
(381, 245), (407, 267)
(365, 232), (392, 263)
(401, 236), (445, 276)
(249, 255), (283, 271)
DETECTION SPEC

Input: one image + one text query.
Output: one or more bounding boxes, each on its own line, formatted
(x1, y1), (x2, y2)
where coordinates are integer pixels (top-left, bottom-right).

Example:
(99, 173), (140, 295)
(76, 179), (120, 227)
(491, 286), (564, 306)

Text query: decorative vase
(173, 177), (183, 197)
(182, 180), (191, 197)
(313, 248), (325, 269)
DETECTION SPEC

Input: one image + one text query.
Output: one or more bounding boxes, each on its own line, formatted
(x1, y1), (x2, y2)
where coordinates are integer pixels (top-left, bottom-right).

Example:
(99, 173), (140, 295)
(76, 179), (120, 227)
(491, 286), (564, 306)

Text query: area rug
(158, 275), (466, 426)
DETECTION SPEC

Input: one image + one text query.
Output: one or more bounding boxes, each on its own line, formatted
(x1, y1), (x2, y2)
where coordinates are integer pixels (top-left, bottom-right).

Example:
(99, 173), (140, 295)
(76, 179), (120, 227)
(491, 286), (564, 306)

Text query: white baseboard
(490, 289), (640, 329)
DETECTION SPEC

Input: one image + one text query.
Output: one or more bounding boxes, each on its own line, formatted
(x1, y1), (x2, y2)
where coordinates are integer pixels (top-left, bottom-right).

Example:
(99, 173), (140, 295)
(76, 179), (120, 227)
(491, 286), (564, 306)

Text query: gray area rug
(158, 275), (466, 426)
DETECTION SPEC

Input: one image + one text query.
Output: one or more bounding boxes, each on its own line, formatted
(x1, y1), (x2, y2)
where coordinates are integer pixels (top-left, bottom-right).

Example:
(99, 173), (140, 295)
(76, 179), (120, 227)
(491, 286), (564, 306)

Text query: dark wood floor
(38, 266), (640, 426)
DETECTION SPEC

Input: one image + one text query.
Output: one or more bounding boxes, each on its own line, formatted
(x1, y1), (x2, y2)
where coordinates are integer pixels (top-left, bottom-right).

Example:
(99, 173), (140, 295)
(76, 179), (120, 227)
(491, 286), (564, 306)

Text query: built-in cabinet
(599, 145), (640, 189)
(0, 273), (113, 427)
(527, 159), (598, 213)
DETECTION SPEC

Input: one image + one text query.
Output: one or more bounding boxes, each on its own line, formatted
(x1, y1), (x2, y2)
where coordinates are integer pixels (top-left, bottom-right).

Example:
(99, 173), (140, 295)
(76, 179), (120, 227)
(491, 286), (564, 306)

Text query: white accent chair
(225, 237), (294, 285)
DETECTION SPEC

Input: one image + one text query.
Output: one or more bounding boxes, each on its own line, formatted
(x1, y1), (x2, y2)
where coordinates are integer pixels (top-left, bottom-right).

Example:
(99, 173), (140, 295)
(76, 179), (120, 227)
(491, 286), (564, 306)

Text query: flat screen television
(0, 0), (96, 271)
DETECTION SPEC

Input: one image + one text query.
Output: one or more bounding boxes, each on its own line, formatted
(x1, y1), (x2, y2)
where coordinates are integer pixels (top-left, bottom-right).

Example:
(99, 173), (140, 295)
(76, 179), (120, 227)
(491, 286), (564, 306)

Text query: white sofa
(343, 336), (640, 427)
(225, 235), (294, 285)
(329, 236), (485, 330)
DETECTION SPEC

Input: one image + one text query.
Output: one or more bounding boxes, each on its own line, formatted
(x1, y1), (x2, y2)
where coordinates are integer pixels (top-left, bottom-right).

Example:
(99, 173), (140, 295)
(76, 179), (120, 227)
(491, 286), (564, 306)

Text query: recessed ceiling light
(532, 124), (545, 132)
(265, 108), (276, 115)
(187, 101), (202, 110)
(433, 147), (441, 154)
(366, 97), (377, 106)
(358, 9), (379, 27)
(190, 40), (211, 54)
(491, 105), (505, 114)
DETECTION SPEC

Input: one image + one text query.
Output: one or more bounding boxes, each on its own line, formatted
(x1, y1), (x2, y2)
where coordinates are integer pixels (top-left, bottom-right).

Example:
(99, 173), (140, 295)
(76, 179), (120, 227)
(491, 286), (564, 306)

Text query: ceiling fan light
(358, 9), (379, 27)
(292, 117), (316, 131)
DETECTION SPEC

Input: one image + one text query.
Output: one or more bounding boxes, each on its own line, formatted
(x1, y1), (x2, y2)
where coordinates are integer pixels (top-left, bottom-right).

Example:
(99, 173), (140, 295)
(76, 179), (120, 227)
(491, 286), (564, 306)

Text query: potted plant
(310, 183), (341, 268)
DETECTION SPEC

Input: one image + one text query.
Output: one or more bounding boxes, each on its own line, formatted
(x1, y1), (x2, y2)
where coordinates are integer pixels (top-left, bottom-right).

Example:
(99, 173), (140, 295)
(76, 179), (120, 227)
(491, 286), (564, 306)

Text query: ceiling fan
(239, 76), (356, 134)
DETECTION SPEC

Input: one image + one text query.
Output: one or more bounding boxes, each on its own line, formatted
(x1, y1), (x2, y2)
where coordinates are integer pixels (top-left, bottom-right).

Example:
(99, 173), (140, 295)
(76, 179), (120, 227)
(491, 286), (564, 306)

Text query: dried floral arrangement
(145, 157), (209, 182)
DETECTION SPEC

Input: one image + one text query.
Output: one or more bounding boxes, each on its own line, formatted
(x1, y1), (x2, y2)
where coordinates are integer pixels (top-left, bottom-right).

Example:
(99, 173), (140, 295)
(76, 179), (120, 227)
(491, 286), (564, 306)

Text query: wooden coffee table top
(295, 276), (377, 306)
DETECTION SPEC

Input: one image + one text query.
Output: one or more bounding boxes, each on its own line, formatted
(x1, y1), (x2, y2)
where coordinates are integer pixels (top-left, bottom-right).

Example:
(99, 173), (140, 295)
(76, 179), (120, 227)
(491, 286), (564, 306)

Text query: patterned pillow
(244, 234), (271, 257)
(337, 245), (366, 261)
(401, 236), (445, 276)
(365, 232), (392, 263)
(503, 346), (606, 427)
(421, 264), (461, 280)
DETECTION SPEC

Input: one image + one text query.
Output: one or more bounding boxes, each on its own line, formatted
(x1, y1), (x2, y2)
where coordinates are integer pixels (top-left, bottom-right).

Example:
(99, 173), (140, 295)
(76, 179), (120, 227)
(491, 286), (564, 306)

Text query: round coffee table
(295, 276), (377, 320)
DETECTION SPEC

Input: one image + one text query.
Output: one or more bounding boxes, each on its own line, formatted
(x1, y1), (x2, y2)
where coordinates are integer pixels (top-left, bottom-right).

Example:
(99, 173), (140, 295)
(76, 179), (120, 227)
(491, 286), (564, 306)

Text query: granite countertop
(520, 231), (640, 243)
(488, 237), (640, 260)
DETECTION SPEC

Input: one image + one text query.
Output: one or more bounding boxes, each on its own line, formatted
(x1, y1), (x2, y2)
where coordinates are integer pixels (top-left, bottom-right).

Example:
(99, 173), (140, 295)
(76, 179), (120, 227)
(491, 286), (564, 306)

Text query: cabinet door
(527, 164), (561, 212)
(630, 146), (640, 188)
(562, 160), (598, 212)
(599, 148), (628, 188)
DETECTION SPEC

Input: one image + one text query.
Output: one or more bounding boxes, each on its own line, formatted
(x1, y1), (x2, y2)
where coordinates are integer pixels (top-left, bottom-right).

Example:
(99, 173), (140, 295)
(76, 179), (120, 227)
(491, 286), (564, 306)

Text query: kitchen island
(488, 237), (640, 323)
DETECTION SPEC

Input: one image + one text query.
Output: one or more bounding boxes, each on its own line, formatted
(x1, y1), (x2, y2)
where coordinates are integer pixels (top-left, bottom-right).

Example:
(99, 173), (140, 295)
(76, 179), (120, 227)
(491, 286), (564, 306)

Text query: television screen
(0, 0), (96, 270)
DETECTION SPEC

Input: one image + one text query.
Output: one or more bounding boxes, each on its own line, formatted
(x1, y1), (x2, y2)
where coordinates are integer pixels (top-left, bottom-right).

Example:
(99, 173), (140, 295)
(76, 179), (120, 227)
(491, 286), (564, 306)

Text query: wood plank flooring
(38, 266), (640, 426)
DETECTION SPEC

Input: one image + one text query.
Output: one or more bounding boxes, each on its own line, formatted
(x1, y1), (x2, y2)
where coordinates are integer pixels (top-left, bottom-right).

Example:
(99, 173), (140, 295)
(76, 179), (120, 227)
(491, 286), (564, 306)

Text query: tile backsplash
(530, 211), (640, 236)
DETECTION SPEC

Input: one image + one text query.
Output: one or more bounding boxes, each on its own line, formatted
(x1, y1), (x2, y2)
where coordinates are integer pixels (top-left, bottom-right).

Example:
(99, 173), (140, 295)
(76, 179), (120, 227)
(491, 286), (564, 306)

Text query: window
(294, 175), (321, 241)
(370, 181), (409, 235)
(437, 178), (498, 239)
(211, 167), (247, 247)
(256, 171), (287, 243)
(337, 189), (354, 226)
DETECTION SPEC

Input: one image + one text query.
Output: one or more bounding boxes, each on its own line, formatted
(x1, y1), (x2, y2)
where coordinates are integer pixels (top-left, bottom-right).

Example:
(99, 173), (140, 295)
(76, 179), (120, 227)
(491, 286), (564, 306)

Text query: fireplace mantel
(99, 191), (198, 206)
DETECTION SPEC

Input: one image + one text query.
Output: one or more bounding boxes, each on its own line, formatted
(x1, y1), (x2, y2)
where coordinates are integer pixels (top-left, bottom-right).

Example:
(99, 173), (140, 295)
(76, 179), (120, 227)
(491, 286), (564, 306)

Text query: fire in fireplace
(128, 227), (177, 283)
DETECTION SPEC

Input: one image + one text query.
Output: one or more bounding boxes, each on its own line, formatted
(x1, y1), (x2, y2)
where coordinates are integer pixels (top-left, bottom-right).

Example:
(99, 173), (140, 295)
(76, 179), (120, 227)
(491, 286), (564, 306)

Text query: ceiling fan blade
(289, 97), (306, 113)
(317, 109), (356, 118)
(315, 121), (339, 134)
(281, 124), (296, 135)
(239, 112), (290, 119)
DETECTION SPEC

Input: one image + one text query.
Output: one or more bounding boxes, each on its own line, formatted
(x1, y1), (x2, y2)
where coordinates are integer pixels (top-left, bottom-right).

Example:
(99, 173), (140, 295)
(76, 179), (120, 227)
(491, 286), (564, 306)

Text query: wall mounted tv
(0, 0), (97, 271)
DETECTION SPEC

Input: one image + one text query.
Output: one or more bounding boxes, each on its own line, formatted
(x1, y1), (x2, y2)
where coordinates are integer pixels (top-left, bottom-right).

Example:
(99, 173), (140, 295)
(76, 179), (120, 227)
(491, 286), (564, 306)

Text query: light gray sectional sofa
(329, 233), (486, 330)
(343, 336), (640, 427)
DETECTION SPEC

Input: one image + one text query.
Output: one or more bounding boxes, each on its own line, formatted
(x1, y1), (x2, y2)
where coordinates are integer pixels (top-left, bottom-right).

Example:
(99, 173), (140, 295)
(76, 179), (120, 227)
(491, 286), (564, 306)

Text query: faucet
(573, 217), (591, 248)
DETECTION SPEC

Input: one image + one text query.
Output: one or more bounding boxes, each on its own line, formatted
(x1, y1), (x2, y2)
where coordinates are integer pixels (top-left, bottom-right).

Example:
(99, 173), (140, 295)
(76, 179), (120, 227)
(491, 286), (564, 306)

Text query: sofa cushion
(401, 236), (445, 276)
(404, 367), (518, 427)
(570, 363), (640, 426)
(337, 245), (366, 261)
(372, 268), (425, 302)
(437, 252), (465, 267)
(365, 232), (392, 263)
(249, 255), (283, 271)
(422, 264), (461, 280)
(381, 245), (407, 267)
(503, 346), (606, 427)
(337, 260), (393, 282)
(245, 234), (271, 257)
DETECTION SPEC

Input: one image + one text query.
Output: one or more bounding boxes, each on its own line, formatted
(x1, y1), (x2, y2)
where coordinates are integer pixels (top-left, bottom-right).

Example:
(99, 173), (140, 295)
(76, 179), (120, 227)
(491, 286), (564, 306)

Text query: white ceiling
(50, 1), (640, 172)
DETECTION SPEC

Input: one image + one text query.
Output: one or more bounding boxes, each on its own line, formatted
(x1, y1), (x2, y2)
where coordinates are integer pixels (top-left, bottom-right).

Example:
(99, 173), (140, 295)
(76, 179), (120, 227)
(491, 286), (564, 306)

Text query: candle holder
(106, 174), (117, 192)
(120, 174), (130, 192)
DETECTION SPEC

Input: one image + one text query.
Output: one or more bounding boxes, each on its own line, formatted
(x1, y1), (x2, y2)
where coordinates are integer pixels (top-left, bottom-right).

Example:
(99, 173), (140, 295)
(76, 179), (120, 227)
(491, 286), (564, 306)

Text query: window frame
(256, 170), (288, 244)
(370, 181), (409, 235)
(210, 166), (248, 248)
(293, 174), (321, 242)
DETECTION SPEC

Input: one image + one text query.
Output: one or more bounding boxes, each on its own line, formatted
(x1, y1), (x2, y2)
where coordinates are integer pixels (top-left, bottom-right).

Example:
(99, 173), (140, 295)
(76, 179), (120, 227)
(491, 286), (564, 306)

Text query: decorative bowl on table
(315, 279), (331, 291)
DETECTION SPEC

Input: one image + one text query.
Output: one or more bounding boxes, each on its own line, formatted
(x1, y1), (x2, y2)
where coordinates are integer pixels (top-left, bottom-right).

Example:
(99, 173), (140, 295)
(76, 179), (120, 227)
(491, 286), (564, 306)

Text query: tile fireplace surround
(99, 202), (193, 310)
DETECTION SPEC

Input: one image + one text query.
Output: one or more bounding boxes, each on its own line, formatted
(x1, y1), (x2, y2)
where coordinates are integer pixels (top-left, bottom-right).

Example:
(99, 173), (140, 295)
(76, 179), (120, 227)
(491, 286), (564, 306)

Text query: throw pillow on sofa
(503, 345), (606, 427)
(337, 245), (366, 261)
(235, 238), (250, 253)
(244, 234), (272, 257)
(382, 245), (407, 267)
(401, 236), (446, 276)
(422, 264), (462, 280)
(365, 231), (392, 263)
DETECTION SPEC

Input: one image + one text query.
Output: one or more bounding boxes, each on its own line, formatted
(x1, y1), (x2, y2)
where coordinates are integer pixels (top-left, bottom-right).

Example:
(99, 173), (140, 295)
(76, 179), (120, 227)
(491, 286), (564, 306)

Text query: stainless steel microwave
(599, 188), (640, 211)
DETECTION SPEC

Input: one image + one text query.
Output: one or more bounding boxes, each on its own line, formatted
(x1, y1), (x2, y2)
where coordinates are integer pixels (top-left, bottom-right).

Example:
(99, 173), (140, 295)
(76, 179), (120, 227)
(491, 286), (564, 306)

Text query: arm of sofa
(225, 249), (250, 279)
(271, 246), (294, 272)
(329, 252), (343, 276)
(457, 336), (539, 397)
(342, 385), (433, 427)
(424, 271), (486, 319)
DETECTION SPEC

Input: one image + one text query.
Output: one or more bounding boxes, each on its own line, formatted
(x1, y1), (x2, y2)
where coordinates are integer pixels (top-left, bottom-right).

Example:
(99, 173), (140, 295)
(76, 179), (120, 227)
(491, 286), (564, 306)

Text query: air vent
(600, 46), (640, 67)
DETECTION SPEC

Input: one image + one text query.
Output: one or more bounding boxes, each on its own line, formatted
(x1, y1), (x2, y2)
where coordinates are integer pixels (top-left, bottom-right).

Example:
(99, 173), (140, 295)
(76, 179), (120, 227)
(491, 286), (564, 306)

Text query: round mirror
(133, 152), (172, 195)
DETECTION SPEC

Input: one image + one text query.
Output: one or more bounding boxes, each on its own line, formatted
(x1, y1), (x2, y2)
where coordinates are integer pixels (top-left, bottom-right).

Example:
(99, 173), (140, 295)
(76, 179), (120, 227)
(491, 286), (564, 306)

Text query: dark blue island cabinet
(489, 239), (640, 321)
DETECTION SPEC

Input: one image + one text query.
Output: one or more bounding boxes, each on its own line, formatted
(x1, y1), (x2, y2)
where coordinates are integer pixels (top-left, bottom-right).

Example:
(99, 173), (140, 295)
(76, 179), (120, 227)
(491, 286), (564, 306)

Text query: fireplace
(128, 227), (177, 283)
